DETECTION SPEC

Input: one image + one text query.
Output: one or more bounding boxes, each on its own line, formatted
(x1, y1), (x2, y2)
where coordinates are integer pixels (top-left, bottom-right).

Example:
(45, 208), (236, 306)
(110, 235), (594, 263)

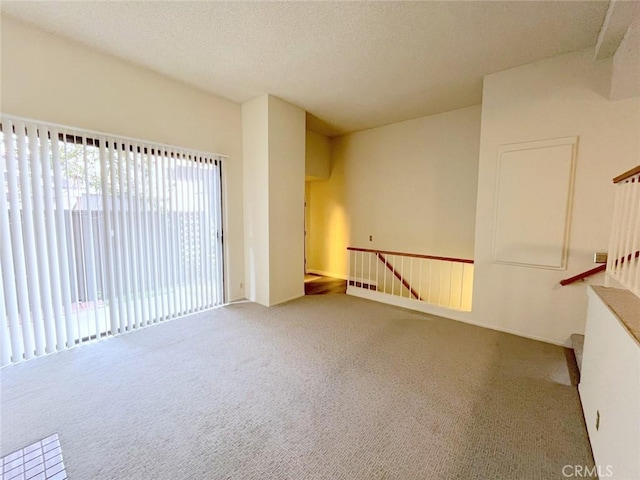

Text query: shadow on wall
(326, 205), (350, 276)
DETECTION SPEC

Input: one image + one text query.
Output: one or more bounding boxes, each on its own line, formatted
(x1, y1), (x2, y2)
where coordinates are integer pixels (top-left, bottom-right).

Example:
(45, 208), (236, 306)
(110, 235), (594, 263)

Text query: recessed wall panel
(492, 137), (577, 269)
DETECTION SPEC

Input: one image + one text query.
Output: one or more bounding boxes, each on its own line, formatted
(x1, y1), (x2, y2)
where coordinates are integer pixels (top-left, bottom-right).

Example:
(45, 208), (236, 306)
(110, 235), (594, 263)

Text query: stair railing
(346, 247), (474, 312)
(560, 165), (640, 296)
(607, 166), (640, 297)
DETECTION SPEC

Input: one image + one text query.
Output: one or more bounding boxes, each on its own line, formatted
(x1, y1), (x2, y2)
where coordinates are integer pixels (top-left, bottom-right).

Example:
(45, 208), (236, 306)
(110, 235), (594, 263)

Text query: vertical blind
(0, 115), (225, 366)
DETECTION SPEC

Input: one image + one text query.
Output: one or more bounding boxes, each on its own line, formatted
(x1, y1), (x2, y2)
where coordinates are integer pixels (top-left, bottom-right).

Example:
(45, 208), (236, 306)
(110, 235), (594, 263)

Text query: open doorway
(303, 181), (345, 295)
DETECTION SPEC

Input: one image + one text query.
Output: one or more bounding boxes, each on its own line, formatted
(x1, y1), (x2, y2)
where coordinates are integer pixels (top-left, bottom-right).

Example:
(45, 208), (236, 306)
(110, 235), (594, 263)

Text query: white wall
(0, 15), (246, 301)
(242, 94), (305, 306)
(579, 287), (640, 480)
(610, 18), (640, 100)
(307, 105), (481, 278)
(305, 129), (331, 180)
(473, 49), (640, 345)
(268, 96), (306, 305)
(242, 95), (270, 305)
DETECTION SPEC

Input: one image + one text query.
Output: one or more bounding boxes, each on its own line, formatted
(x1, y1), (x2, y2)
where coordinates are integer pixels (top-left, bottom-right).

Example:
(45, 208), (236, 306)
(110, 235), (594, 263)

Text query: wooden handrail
(613, 165), (640, 184)
(560, 250), (640, 286)
(376, 253), (421, 300)
(347, 247), (474, 264)
(559, 264), (606, 286)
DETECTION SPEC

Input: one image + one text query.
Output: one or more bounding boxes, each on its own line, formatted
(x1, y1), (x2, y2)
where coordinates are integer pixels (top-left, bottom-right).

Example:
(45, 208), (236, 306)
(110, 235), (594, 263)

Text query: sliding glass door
(0, 116), (225, 366)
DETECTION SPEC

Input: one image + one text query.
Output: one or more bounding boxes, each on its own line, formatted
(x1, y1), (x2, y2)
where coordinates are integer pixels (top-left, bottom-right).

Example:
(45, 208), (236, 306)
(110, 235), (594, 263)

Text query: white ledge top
(591, 286), (640, 347)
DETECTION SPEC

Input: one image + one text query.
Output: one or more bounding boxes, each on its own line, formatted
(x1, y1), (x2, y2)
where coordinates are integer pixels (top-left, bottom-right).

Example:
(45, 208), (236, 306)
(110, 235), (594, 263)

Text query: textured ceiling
(1, 1), (609, 136)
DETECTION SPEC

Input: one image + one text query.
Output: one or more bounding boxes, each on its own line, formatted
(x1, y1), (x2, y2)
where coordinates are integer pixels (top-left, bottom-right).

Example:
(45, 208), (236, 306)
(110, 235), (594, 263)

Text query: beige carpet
(0, 294), (594, 479)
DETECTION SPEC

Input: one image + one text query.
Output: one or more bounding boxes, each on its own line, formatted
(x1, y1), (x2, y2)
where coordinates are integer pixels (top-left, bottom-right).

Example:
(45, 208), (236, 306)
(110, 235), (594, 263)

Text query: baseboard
(227, 296), (247, 303)
(448, 314), (567, 347)
(269, 293), (305, 306)
(306, 269), (348, 280)
(347, 286), (566, 347)
(224, 298), (250, 305)
(228, 294), (305, 307)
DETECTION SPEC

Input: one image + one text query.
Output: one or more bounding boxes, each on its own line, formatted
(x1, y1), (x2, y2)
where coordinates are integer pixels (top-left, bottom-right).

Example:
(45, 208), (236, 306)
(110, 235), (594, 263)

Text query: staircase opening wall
(579, 287), (640, 480)
(472, 48), (640, 346)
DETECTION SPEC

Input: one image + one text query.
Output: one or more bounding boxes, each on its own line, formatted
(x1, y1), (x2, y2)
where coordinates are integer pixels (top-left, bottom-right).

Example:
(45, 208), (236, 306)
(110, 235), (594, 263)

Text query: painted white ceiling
(1, 1), (609, 136)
